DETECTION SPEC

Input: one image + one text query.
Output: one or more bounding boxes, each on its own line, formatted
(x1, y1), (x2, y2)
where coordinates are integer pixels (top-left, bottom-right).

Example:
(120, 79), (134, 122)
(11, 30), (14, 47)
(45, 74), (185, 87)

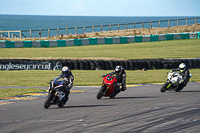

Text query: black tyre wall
(1, 58), (199, 70)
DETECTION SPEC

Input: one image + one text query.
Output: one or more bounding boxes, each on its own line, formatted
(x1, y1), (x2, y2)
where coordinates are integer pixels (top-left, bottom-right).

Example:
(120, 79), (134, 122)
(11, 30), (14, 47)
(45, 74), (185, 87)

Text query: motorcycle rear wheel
(175, 84), (184, 92)
(44, 93), (53, 109)
(109, 89), (120, 98)
(109, 92), (117, 98)
(57, 97), (68, 108)
(96, 86), (105, 99)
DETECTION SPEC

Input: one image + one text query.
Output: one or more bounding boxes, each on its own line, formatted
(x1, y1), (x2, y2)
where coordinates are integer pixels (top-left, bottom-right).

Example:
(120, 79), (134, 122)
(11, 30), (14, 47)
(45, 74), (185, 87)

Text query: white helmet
(115, 66), (122, 73)
(62, 66), (70, 76)
(179, 63), (186, 72)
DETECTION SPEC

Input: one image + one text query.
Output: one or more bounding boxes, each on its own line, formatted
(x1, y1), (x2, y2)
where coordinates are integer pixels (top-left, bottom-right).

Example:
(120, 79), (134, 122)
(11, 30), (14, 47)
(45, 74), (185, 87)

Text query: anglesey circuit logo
(53, 62), (62, 70)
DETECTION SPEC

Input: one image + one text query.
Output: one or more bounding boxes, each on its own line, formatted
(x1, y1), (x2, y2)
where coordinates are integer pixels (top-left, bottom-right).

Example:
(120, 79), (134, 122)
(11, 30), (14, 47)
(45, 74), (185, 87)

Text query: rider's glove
(102, 75), (106, 77)
(179, 79), (184, 84)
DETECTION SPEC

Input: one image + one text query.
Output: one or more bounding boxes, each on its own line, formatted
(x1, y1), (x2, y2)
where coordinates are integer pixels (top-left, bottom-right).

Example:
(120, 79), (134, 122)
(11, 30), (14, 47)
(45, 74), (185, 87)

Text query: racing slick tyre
(109, 88), (120, 98)
(97, 86), (105, 99)
(175, 84), (184, 92)
(160, 82), (169, 92)
(44, 93), (53, 109)
(109, 92), (118, 98)
(57, 97), (68, 108)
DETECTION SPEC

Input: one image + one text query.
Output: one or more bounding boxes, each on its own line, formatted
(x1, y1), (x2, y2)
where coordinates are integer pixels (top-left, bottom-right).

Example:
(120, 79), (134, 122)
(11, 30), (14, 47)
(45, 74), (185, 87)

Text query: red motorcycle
(96, 75), (121, 99)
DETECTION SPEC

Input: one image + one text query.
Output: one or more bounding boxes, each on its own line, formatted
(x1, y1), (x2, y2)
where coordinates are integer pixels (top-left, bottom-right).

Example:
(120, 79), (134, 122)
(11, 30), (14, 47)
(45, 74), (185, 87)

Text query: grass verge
(0, 69), (199, 98)
(0, 88), (46, 99)
(0, 69), (199, 86)
(0, 39), (200, 60)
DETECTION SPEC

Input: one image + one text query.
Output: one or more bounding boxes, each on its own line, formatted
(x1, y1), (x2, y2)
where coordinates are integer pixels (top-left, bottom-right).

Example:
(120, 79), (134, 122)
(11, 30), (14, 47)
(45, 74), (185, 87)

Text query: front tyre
(97, 86), (105, 99)
(44, 93), (53, 109)
(160, 82), (169, 92)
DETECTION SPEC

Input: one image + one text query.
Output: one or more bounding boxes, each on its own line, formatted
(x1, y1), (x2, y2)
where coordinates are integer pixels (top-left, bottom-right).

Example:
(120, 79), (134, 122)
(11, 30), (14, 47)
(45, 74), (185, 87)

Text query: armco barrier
(0, 32), (199, 48)
(0, 58), (199, 70)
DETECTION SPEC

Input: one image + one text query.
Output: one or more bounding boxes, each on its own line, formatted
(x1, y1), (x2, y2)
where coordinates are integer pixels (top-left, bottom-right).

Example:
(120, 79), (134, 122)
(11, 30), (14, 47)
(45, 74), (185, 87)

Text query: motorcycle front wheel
(44, 93), (53, 109)
(160, 82), (169, 92)
(96, 86), (105, 99)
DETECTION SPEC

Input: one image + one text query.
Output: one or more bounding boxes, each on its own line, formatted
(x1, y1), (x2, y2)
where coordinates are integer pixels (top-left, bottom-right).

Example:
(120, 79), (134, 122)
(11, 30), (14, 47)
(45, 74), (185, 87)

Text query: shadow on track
(49, 104), (115, 109)
(179, 90), (200, 93)
(106, 96), (159, 100)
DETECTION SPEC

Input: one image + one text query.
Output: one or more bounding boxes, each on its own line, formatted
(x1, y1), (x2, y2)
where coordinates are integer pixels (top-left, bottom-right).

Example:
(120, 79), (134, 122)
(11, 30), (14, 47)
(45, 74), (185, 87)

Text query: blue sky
(0, 0), (199, 16)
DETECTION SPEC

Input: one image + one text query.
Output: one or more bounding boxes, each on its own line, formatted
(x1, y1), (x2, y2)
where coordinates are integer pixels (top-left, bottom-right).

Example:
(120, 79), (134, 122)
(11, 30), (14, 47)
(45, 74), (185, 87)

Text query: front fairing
(102, 75), (117, 96)
(167, 72), (182, 84)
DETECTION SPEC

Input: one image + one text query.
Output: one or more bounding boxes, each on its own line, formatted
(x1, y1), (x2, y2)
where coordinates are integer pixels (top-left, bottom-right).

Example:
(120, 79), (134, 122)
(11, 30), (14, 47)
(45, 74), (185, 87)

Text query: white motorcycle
(160, 71), (191, 92)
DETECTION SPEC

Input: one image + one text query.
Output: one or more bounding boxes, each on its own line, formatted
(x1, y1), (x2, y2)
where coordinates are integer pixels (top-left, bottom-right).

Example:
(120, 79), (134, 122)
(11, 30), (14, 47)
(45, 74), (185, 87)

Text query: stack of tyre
(59, 58), (200, 70)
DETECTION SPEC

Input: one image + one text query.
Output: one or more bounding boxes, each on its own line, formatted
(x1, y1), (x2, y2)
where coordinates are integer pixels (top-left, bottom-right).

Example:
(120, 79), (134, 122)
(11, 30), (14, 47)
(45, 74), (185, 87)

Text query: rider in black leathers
(172, 63), (190, 87)
(50, 66), (74, 100)
(106, 66), (127, 92)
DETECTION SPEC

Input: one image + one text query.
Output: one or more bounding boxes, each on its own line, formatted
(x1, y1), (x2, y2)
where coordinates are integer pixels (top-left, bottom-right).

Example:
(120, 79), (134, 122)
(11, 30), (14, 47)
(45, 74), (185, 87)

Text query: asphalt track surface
(0, 83), (200, 133)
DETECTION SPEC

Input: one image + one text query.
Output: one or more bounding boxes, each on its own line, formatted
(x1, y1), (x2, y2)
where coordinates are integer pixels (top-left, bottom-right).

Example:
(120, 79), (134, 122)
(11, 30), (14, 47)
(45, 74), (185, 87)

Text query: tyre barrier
(0, 58), (200, 70)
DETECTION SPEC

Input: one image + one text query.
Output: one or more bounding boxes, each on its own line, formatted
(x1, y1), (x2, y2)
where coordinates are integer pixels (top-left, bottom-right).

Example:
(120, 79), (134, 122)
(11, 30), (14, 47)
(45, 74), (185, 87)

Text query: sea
(0, 15), (199, 38)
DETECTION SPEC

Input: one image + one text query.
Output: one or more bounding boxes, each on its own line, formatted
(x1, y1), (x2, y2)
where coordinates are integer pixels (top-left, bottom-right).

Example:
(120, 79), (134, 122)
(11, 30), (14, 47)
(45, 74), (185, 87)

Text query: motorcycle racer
(106, 66), (127, 92)
(51, 66), (74, 101)
(172, 63), (190, 87)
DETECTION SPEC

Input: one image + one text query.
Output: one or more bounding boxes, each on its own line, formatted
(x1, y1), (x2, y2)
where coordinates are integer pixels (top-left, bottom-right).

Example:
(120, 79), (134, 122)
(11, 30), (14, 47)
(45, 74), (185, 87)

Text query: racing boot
(121, 87), (127, 91)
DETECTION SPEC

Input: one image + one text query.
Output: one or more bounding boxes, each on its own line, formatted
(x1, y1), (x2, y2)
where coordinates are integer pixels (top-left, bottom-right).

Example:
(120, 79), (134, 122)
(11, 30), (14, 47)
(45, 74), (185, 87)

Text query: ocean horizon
(0, 14), (199, 37)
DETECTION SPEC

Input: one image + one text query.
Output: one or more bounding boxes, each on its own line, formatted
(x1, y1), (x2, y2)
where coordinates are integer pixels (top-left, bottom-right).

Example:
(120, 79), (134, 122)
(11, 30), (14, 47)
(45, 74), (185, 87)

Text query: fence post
(57, 28), (59, 36)
(109, 24), (111, 33)
(12, 33), (13, 38)
(168, 20), (169, 28)
(66, 28), (68, 35)
(150, 21), (152, 29)
(177, 19), (178, 28)
(83, 26), (85, 34)
(48, 29), (50, 38)
(101, 25), (103, 33)
(30, 30), (32, 38)
(142, 22), (144, 29)
(75, 27), (77, 35)
(195, 17), (196, 24)
(92, 26), (94, 33)
(8, 30), (10, 38)
(159, 20), (160, 28)
(118, 24), (119, 32)
(126, 23), (128, 31)
(186, 18), (187, 25)
(20, 30), (22, 38)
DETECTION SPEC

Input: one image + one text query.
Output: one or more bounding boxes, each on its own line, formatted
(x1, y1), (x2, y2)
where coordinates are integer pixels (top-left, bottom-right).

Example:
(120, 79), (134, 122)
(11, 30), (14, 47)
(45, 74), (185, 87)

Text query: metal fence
(1, 17), (200, 39)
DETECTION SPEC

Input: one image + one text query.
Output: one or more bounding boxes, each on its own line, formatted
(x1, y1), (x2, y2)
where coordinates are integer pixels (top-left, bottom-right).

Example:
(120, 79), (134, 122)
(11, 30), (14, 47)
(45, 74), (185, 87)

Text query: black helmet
(115, 66), (122, 74)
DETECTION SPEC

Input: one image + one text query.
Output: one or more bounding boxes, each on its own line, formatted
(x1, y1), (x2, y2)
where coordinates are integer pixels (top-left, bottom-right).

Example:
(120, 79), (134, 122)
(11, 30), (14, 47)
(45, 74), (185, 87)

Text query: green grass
(0, 69), (199, 87)
(0, 69), (199, 98)
(0, 88), (46, 98)
(0, 39), (200, 59)
(0, 39), (200, 97)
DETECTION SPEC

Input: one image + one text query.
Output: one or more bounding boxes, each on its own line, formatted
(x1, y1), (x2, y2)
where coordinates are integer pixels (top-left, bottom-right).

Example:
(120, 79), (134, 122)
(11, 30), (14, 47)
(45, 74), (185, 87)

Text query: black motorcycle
(44, 80), (69, 109)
